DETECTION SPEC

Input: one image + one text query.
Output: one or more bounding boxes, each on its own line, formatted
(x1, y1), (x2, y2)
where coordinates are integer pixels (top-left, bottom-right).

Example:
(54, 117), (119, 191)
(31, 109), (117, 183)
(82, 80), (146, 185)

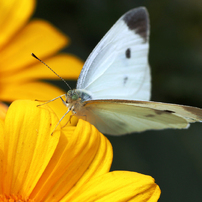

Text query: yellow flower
(0, 102), (8, 120)
(0, 0), (83, 124)
(0, 100), (161, 201)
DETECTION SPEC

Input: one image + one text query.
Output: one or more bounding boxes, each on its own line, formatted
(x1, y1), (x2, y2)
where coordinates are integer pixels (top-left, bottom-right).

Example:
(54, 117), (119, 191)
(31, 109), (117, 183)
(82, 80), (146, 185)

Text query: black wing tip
(123, 7), (149, 42)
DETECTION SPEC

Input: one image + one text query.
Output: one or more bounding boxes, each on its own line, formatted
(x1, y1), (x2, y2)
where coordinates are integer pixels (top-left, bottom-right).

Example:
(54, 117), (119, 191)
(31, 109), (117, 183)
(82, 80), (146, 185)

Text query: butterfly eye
(72, 94), (79, 100)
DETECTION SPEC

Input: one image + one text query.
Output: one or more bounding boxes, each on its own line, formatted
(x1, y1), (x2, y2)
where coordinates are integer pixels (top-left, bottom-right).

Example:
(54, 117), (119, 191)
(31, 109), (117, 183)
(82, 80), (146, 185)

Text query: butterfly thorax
(65, 89), (92, 113)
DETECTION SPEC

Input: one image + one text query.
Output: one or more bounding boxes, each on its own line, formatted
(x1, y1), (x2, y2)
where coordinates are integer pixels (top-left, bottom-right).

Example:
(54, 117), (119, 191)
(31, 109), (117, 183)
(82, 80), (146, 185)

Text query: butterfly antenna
(31, 53), (71, 90)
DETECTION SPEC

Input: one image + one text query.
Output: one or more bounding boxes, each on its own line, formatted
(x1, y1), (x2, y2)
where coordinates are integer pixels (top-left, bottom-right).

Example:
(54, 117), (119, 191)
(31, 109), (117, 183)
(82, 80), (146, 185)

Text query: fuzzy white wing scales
(76, 7), (151, 101)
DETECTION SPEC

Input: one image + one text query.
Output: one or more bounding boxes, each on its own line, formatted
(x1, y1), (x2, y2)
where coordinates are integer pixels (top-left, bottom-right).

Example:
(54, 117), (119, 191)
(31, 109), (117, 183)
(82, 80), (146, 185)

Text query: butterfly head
(67, 90), (79, 101)
(66, 89), (92, 103)
(67, 90), (79, 103)
(66, 89), (91, 113)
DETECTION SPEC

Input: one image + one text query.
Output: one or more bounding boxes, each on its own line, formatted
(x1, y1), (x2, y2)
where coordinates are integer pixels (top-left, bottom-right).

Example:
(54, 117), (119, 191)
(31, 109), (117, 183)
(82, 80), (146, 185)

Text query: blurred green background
(33, 0), (202, 201)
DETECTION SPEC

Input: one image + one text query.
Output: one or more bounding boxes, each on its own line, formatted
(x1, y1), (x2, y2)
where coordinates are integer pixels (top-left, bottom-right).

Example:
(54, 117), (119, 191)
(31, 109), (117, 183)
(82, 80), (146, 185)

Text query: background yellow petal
(0, 81), (77, 126)
(30, 120), (112, 202)
(0, 119), (4, 194)
(71, 171), (161, 202)
(0, 0), (35, 49)
(0, 54), (83, 83)
(0, 20), (68, 74)
(2, 100), (61, 197)
(0, 81), (65, 101)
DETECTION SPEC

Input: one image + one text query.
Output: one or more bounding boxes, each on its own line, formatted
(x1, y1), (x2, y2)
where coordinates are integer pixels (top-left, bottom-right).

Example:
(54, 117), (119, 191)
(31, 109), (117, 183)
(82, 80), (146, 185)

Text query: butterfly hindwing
(75, 99), (202, 135)
(76, 7), (151, 101)
(129, 100), (202, 123)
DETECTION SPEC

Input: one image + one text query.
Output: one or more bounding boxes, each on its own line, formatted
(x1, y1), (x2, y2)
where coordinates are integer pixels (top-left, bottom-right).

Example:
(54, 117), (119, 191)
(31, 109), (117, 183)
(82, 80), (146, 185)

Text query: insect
(33, 7), (202, 135)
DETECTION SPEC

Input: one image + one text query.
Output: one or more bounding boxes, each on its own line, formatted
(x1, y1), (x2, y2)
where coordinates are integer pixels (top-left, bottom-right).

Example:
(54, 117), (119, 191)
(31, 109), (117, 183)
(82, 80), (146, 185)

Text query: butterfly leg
(61, 113), (87, 130)
(61, 114), (75, 129)
(61, 107), (83, 127)
(51, 108), (71, 135)
(36, 94), (66, 106)
(60, 95), (68, 106)
(66, 107), (76, 125)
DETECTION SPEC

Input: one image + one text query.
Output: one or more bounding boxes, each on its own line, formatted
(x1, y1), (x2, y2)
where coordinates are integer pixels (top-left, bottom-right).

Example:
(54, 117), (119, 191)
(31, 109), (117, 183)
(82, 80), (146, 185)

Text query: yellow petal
(0, 81), (78, 126)
(0, 54), (83, 83)
(0, 102), (8, 120)
(0, 118), (4, 194)
(0, 81), (65, 101)
(30, 120), (112, 201)
(2, 100), (61, 197)
(0, 0), (35, 49)
(72, 171), (161, 202)
(0, 20), (68, 74)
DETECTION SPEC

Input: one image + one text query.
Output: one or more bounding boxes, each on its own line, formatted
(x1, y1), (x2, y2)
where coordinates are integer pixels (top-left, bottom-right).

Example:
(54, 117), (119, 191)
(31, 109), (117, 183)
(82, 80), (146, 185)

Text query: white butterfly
(35, 7), (202, 135)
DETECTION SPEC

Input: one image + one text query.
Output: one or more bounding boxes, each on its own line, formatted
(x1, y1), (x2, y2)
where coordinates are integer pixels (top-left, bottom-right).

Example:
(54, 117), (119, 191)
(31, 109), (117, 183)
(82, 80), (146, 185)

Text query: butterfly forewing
(76, 7), (151, 101)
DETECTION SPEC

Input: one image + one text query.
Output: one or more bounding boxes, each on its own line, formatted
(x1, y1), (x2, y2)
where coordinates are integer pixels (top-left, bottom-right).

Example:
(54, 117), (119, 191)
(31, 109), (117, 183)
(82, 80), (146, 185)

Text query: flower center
(0, 195), (34, 202)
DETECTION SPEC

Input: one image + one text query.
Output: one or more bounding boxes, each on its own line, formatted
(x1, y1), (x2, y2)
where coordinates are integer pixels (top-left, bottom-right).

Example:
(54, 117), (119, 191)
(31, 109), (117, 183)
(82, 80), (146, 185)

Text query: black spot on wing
(123, 7), (149, 42)
(164, 110), (175, 113)
(123, 76), (128, 85)
(155, 110), (175, 115)
(125, 48), (131, 58)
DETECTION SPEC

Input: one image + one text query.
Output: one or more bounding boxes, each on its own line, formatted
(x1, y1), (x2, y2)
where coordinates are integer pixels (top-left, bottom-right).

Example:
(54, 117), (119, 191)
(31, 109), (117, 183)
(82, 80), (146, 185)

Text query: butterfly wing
(76, 7), (151, 101)
(76, 100), (202, 135)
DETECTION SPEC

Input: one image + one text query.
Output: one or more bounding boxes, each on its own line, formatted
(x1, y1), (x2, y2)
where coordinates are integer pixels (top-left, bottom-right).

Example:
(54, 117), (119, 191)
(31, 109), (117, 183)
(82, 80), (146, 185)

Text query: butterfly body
(58, 7), (202, 135)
